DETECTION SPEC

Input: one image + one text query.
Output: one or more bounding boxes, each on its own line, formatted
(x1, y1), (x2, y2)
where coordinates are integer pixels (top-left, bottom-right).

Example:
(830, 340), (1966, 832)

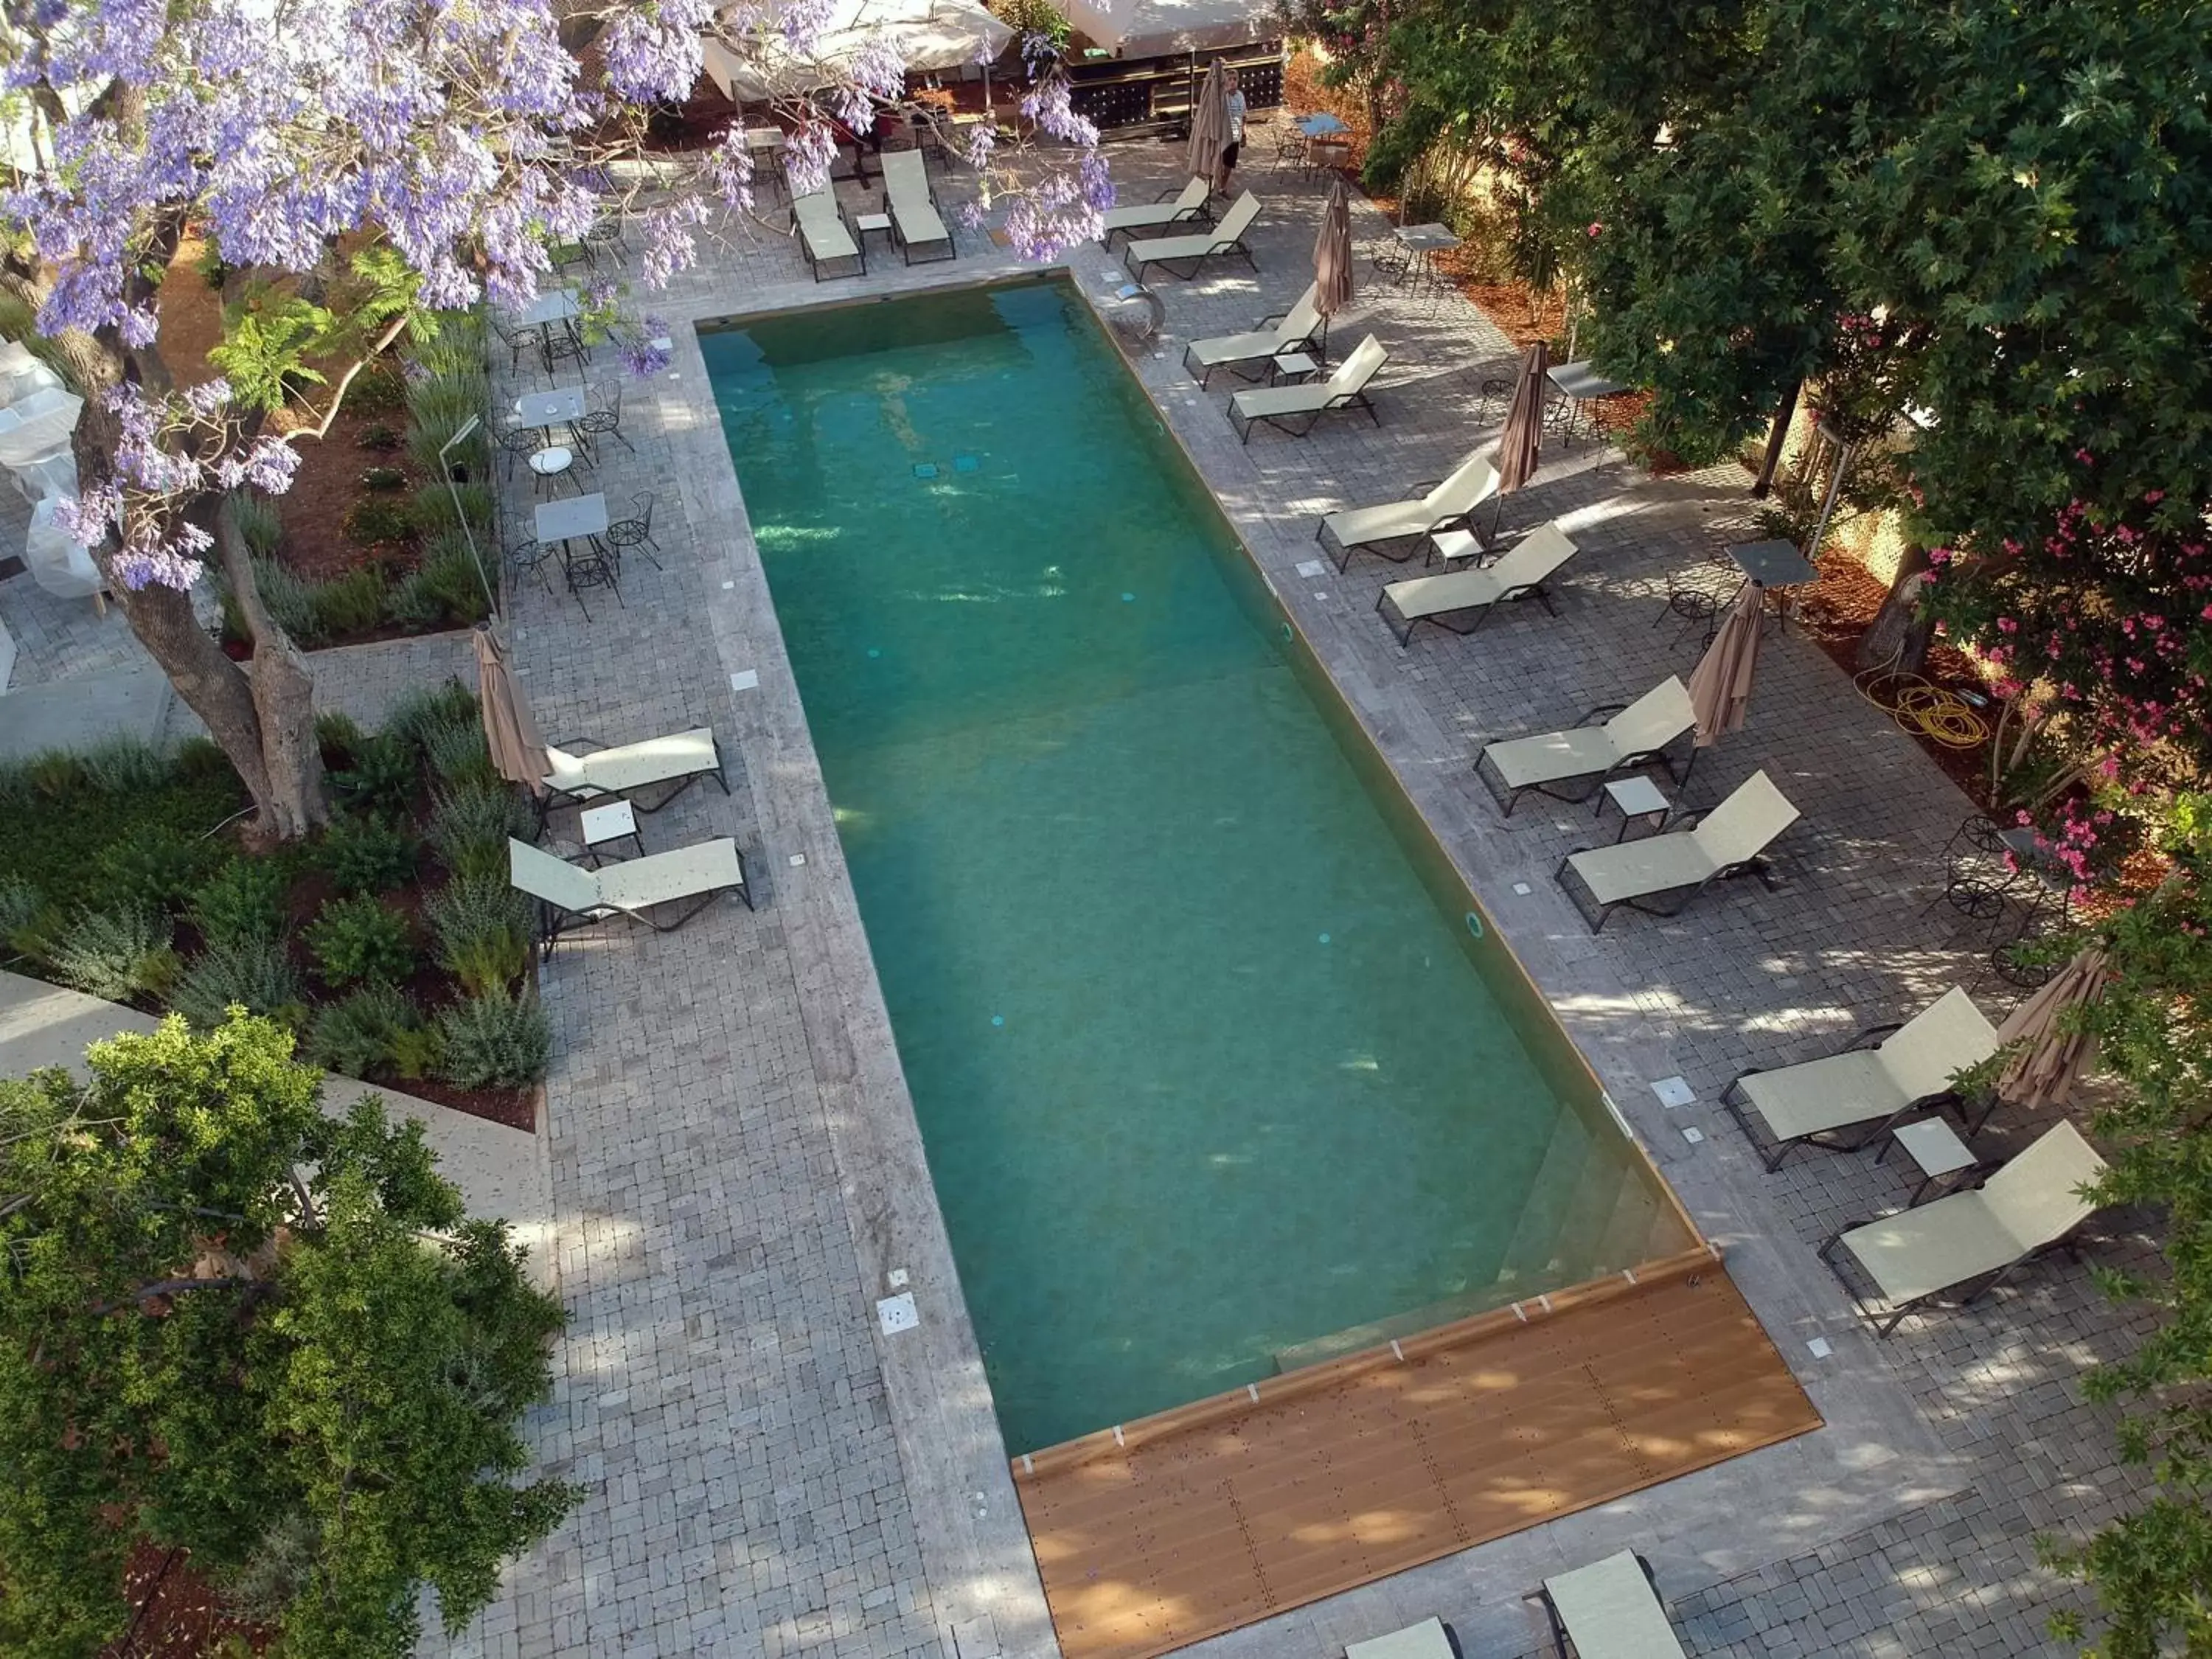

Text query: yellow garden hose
(1854, 645), (1992, 750)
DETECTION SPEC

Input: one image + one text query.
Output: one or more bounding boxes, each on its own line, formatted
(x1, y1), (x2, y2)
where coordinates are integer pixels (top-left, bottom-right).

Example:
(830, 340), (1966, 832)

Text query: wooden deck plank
(1015, 1267), (1820, 1659)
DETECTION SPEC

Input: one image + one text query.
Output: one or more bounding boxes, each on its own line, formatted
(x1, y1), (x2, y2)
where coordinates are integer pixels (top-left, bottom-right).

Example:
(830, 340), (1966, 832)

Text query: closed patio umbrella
(1187, 59), (1231, 195)
(1688, 585), (1764, 751)
(473, 625), (549, 798)
(1994, 944), (2108, 1111)
(1311, 175), (1354, 359)
(1489, 339), (1548, 535)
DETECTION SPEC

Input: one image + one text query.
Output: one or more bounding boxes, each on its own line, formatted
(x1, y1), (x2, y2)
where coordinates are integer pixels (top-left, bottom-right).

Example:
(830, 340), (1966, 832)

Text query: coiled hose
(1853, 642), (1992, 750)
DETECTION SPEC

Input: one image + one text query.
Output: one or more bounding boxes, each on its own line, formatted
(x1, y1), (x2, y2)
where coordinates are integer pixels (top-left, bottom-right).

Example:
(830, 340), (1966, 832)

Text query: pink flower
(1587, 222), (1604, 237)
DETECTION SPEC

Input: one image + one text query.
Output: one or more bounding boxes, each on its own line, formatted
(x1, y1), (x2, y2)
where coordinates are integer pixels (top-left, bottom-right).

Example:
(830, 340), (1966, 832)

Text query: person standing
(1217, 67), (1247, 196)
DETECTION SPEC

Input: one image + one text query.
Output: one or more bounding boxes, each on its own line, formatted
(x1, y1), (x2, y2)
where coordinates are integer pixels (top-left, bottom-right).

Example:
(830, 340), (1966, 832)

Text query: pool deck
(324, 134), (2140, 1658)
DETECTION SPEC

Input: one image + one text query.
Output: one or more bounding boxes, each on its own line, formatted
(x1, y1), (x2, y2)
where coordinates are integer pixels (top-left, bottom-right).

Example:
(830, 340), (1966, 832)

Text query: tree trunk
(212, 498), (329, 839)
(1855, 542), (1935, 675)
(1750, 379), (1800, 498)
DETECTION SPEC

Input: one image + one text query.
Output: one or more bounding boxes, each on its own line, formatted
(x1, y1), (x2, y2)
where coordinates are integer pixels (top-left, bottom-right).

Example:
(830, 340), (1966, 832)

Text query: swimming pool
(703, 277), (1688, 1454)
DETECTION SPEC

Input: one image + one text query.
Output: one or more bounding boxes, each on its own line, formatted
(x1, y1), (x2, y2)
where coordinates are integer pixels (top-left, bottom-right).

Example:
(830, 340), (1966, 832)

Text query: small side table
(1270, 350), (1319, 385)
(853, 211), (893, 253)
(1427, 526), (1485, 566)
(1600, 775), (1671, 841)
(1880, 1116), (1978, 1206)
(578, 799), (643, 867)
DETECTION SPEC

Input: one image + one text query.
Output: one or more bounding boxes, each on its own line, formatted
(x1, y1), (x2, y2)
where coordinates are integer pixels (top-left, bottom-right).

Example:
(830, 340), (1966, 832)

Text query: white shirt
(1225, 89), (1246, 144)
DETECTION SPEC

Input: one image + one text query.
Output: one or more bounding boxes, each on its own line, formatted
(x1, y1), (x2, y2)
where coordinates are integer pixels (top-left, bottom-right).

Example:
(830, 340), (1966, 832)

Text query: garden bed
(0, 681), (548, 1130)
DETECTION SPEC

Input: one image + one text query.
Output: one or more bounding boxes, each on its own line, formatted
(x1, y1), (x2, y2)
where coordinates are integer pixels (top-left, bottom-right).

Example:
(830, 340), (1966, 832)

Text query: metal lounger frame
(1817, 1220), (2090, 1338)
(1471, 703), (1694, 815)
(1551, 800), (1784, 932)
(532, 851), (755, 959)
(1105, 186), (1214, 250)
(1717, 1018), (1987, 1171)
(1124, 232), (1257, 283)
(801, 204), (866, 282)
(889, 172), (957, 265)
(1315, 486), (1478, 571)
(1232, 385), (1378, 445)
(1183, 310), (1318, 386)
(537, 737), (732, 824)
(1374, 574), (1557, 647)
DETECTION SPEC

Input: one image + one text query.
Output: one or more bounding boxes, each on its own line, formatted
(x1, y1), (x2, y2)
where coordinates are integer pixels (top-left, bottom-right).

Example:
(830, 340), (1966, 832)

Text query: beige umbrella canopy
(474, 625), (550, 799)
(1312, 176), (1354, 357)
(1489, 339), (1548, 537)
(1994, 944), (2109, 1111)
(1186, 59), (1231, 192)
(1688, 585), (1764, 749)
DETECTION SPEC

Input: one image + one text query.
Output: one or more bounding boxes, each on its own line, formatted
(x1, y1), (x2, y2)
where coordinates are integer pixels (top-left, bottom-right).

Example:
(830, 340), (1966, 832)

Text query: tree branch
(91, 1276), (250, 1318)
(288, 311), (411, 442)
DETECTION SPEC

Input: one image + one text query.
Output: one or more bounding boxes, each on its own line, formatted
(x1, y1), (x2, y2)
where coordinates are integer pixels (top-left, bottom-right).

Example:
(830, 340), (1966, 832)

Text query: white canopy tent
(702, 0), (1011, 102)
(1057, 0), (1278, 59)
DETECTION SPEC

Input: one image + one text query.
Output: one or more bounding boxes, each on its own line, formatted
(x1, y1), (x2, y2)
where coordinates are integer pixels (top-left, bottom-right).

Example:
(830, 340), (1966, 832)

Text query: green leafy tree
(205, 291), (335, 414)
(0, 1013), (572, 1658)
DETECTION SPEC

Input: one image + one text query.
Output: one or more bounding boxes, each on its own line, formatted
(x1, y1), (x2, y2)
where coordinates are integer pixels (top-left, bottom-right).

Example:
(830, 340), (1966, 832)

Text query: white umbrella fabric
(703, 0), (1012, 101)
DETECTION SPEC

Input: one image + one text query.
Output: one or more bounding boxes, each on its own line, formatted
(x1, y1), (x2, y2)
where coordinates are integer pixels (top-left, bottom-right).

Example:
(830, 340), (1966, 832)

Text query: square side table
(1601, 775), (1671, 841)
(578, 799), (643, 867)
(1882, 1116), (1978, 1206)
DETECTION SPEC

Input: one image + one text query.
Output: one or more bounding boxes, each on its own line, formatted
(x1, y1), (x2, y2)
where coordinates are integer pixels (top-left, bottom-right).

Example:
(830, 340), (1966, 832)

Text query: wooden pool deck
(1012, 1249), (1821, 1659)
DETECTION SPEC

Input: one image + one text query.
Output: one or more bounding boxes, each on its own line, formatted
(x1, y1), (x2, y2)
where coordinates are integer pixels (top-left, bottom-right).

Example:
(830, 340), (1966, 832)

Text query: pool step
(1489, 1103), (1597, 1295)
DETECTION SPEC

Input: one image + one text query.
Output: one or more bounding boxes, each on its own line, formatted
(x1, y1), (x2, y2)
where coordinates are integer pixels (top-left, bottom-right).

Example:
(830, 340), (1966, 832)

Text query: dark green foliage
(92, 827), (223, 914)
(341, 493), (417, 548)
(43, 907), (179, 1001)
(0, 1016), (572, 1655)
(0, 876), (41, 956)
(315, 709), (367, 762)
(4, 748), (245, 923)
(167, 936), (307, 1029)
(357, 420), (402, 451)
(189, 858), (291, 947)
(425, 874), (532, 997)
(330, 733), (419, 816)
(421, 709), (495, 786)
(428, 779), (532, 883)
(411, 529), (494, 624)
(232, 491), (284, 557)
(305, 894), (416, 989)
(78, 734), (171, 794)
(358, 464), (407, 490)
(410, 478), (493, 538)
(315, 815), (420, 895)
(307, 563), (389, 639)
(381, 678), (479, 752)
(305, 983), (434, 1079)
(437, 988), (552, 1089)
(347, 361), (408, 415)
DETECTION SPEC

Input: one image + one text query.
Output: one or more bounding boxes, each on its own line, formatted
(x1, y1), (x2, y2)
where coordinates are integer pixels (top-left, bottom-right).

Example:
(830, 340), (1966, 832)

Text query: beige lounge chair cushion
(1186, 283), (1322, 369)
(793, 190), (857, 262)
(1344, 1617), (1457, 1659)
(1840, 1121), (2105, 1305)
(1102, 175), (1209, 234)
(509, 837), (601, 914)
(1485, 726), (1620, 791)
(882, 152), (950, 246)
(1383, 521), (1577, 622)
(1543, 1551), (1686, 1659)
(1126, 191), (1259, 264)
(1566, 768), (1795, 905)
(1323, 449), (1498, 550)
(1231, 334), (1385, 422)
(597, 838), (745, 912)
(543, 726), (719, 799)
(1740, 987), (1997, 1143)
(1605, 676), (1696, 757)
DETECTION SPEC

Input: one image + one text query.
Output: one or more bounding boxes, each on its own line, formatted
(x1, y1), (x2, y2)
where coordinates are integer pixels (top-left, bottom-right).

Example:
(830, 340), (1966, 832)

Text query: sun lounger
(1124, 192), (1260, 281)
(1476, 676), (1696, 813)
(1820, 1120), (2106, 1335)
(1725, 987), (2002, 1169)
(1344, 1615), (1464, 1659)
(1102, 175), (1213, 248)
(1376, 521), (1577, 645)
(1228, 334), (1386, 443)
(881, 150), (955, 264)
(793, 188), (863, 280)
(1183, 282), (1322, 386)
(509, 835), (752, 954)
(1538, 1551), (1686, 1659)
(1555, 768), (1798, 931)
(541, 726), (728, 815)
(1319, 449), (1500, 569)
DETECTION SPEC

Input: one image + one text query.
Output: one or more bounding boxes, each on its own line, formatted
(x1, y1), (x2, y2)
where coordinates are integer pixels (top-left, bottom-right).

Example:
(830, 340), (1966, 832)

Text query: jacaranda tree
(0, 0), (1105, 838)
(0, 1012), (573, 1658)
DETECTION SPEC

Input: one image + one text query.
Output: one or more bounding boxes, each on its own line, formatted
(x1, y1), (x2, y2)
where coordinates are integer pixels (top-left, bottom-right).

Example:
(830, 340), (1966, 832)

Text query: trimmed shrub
(305, 894), (416, 988)
(314, 709), (366, 762)
(239, 552), (321, 643)
(46, 907), (178, 1001)
(0, 875), (41, 954)
(425, 874), (532, 997)
(409, 529), (493, 625)
(307, 565), (389, 639)
(80, 734), (172, 794)
(233, 492), (284, 557)
(315, 816), (420, 895)
(380, 679), (478, 751)
(437, 988), (551, 1089)
(422, 715), (493, 786)
(305, 983), (444, 1079)
(95, 829), (221, 913)
(24, 750), (88, 801)
(188, 859), (291, 947)
(358, 421), (402, 452)
(171, 737), (233, 782)
(383, 568), (447, 630)
(330, 732), (418, 815)
(342, 493), (417, 548)
(409, 479), (492, 538)
(347, 362), (407, 416)
(167, 936), (307, 1029)
(359, 465), (407, 491)
(428, 779), (532, 883)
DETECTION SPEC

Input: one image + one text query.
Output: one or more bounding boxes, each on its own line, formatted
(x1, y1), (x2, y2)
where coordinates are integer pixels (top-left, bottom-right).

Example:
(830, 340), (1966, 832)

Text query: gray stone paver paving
(8, 132), (2148, 1658)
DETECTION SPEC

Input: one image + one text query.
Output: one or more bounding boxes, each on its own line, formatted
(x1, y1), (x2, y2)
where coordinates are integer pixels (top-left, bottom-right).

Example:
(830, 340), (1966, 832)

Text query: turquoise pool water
(703, 278), (1680, 1454)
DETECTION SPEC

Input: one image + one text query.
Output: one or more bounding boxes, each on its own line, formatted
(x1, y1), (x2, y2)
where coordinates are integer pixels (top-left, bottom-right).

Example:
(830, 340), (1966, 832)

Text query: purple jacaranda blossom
(600, 0), (715, 103)
(779, 0), (838, 55)
(785, 122), (838, 198)
(708, 128), (757, 212)
(848, 36), (905, 99)
(618, 319), (674, 376)
(1021, 77), (1098, 147)
(111, 520), (212, 591)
